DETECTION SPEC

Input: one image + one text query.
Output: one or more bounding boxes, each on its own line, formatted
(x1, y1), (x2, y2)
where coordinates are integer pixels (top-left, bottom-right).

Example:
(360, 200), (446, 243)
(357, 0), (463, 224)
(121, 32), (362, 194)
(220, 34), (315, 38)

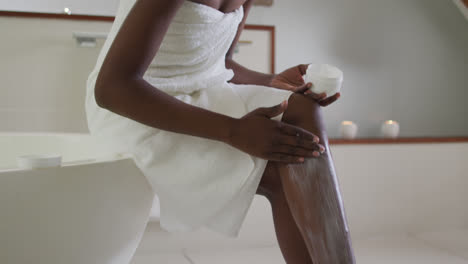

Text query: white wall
(0, 17), (112, 132)
(247, 0), (468, 137)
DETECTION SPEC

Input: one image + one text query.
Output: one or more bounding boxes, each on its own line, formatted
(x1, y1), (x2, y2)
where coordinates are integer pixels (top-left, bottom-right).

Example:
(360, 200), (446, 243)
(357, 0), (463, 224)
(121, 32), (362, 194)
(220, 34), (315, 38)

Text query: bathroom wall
(0, 0), (467, 137)
(0, 16), (111, 132)
(247, 0), (468, 137)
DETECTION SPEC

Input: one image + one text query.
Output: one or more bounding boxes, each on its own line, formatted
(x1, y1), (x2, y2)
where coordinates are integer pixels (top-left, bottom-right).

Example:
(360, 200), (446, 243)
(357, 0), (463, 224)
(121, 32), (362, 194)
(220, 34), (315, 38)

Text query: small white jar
(340, 121), (358, 139)
(381, 120), (400, 138)
(303, 64), (343, 97)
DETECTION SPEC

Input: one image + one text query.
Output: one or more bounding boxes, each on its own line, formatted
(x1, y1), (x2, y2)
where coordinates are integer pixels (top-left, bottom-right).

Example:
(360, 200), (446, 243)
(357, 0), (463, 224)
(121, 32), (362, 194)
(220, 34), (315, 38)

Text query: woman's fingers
(275, 135), (324, 152)
(271, 145), (322, 158)
(275, 82), (297, 91)
(268, 153), (305, 164)
(278, 123), (319, 142)
(319, 93), (341, 106)
(302, 90), (341, 106)
(304, 90), (327, 101)
(294, 82), (312, 93)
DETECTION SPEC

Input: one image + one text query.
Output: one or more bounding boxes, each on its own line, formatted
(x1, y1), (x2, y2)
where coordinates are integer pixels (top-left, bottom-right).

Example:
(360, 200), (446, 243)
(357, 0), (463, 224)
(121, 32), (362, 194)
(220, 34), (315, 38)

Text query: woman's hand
(227, 101), (325, 163)
(270, 64), (340, 107)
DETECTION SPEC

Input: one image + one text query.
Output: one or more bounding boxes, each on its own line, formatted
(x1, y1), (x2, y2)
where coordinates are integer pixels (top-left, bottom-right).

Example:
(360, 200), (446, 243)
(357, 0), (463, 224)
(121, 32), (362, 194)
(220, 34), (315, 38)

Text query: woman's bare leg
(276, 93), (355, 263)
(257, 93), (354, 263)
(257, 164), (312, 264)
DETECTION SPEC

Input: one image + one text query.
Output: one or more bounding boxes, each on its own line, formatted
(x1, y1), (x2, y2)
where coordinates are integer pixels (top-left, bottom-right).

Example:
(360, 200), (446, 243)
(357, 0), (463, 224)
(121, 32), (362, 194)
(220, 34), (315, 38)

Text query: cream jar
(303, 64), (343, 97)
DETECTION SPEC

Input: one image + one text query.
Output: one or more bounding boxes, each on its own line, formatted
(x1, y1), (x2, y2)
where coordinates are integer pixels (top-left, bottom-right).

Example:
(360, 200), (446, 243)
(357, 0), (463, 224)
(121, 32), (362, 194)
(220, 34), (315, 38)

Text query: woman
(85, 0), (354, 263)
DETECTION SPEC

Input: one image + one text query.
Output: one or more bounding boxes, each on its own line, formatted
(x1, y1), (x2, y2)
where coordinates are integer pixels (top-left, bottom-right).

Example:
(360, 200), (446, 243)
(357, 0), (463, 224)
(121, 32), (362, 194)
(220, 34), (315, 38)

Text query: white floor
(131, 227), (468, 264)
(353, 232), (468, 264)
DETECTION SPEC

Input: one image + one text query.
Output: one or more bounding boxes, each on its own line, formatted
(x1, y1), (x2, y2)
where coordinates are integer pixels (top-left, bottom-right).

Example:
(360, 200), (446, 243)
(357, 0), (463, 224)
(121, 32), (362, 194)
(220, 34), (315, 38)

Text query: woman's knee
(283, 93), (321, 126)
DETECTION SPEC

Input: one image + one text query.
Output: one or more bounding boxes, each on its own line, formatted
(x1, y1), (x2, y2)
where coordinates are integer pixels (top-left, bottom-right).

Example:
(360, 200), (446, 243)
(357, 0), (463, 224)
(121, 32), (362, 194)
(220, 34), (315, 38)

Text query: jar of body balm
(303, 64), (343, 97)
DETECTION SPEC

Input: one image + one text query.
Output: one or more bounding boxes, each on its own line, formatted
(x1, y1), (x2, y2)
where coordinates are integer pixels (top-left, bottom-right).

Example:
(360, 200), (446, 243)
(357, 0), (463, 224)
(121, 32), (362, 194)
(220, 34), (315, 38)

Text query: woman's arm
(96, 0), (235, 142)
(224, 0), (275, 86)
(95, 0), (323, 162)
(226, 58), (275, 87)
(224, 1), (307, 93)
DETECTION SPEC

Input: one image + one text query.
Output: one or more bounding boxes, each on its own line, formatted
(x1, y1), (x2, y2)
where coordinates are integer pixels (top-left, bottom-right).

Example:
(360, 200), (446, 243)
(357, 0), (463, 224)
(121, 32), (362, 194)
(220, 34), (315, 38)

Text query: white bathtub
(0, 133), (157, 264)
(1, 133), (468, 264)
(0, 133), (108, 169)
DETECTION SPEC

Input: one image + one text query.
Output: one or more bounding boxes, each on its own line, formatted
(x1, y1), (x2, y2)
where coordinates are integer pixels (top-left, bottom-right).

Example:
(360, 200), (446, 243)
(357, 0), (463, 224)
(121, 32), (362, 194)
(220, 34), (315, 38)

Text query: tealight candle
(381, 120), (400, 138)
(63, 7), (72, 15)
(340, 121), (358, 139)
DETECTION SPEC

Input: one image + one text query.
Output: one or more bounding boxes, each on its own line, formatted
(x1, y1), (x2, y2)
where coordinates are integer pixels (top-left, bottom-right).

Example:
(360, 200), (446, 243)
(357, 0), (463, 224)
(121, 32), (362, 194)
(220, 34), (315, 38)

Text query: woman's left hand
(270, 64), (340, 107)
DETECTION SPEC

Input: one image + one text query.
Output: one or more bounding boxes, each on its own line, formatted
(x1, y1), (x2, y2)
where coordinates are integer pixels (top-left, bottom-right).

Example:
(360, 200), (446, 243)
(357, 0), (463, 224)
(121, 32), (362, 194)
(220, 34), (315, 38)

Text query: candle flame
(64, 7), (72, 15)
(341, 121), (354, 125)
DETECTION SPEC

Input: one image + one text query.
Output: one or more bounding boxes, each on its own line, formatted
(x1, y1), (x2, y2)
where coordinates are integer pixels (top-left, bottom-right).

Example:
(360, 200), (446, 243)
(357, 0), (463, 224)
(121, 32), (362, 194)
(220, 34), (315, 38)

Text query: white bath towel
(85, 0), (292, 237)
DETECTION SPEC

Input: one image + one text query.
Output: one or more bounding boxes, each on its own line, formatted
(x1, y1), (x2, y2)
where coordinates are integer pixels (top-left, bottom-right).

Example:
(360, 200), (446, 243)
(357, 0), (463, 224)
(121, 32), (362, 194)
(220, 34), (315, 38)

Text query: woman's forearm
(95, 77), (235, 143)
(226, 58), (274, 86)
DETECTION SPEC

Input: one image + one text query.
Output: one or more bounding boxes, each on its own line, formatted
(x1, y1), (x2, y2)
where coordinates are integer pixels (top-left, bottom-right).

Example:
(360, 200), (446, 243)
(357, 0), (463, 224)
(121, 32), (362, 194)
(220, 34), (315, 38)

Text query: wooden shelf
(330, 137), (468, 145)
(0, 10), (115, 21)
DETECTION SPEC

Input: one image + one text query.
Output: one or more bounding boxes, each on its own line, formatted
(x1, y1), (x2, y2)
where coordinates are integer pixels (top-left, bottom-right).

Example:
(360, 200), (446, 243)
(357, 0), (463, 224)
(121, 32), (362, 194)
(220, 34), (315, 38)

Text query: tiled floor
(131, 229), (468, 264)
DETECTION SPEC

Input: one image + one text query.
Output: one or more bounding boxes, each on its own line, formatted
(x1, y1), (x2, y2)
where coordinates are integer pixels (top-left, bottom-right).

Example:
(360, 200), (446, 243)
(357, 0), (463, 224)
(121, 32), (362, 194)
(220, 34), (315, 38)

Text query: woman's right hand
(227, 101), (325, 163)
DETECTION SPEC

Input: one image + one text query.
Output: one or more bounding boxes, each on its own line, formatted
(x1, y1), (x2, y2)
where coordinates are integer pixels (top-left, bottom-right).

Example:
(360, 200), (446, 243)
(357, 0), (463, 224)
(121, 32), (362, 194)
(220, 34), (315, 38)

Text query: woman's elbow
(94, 71), (115, 109)
(94, 66), (141, 109)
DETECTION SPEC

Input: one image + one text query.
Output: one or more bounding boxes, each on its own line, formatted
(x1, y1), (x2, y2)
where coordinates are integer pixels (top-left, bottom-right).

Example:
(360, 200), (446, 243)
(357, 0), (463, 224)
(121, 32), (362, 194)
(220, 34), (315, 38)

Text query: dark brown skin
(276, 94), (355, 263)
(95, 0), (351, 263)
(257, 94), (355, 263)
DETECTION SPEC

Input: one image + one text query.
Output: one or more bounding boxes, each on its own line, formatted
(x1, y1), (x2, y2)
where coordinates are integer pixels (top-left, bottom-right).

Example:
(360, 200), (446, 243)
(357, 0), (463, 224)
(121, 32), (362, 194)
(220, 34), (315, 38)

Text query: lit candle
(63, 7), (72, 15)
(381, 120), (400, 138)
(340, 121), (358, 139)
